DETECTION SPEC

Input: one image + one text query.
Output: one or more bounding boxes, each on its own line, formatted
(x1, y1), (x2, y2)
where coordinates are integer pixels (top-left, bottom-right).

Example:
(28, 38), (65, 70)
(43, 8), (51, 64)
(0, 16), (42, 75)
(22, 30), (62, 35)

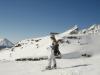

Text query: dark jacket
(51, 42), (61, 56)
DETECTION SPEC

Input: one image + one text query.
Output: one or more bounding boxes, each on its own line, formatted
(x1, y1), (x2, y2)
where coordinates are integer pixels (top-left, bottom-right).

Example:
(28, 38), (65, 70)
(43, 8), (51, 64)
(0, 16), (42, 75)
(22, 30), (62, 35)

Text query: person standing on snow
(46, 35), (61, 70)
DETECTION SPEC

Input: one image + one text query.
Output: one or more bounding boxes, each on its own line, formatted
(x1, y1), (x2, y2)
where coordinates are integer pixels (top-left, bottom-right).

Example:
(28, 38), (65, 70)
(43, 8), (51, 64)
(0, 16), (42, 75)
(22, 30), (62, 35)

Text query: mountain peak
(60, 25), (79, 37)
(0, 38), (14, 49)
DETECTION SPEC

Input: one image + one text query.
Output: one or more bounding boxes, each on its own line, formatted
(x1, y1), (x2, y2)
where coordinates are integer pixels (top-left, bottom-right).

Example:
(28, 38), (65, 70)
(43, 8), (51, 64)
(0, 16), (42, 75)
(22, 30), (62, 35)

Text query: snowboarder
(46, 35), (61, 70)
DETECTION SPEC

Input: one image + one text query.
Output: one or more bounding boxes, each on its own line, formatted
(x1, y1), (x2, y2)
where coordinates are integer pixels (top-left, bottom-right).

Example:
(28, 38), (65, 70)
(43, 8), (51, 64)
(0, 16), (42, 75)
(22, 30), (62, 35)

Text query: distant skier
(46, 35), (61, 70)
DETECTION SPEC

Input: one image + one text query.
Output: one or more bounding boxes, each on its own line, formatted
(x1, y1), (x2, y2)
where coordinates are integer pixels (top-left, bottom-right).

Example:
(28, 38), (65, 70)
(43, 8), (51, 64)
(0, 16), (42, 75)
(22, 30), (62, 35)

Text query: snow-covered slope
(0, 24), (100, 75)
(0, 38), (14, 50)
(0, 24), (100, 60)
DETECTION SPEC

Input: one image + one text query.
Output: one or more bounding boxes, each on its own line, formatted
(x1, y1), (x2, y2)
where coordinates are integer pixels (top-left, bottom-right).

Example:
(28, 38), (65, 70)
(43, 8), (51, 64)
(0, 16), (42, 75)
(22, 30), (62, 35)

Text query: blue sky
(0, 0), (100, 42)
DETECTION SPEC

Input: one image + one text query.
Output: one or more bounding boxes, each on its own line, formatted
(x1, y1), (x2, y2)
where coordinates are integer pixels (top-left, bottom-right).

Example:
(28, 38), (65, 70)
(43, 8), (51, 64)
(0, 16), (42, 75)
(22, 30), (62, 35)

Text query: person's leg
(46, 50), (53, 69)
(48, 55), (52, 67)
(52, 51), (57, 69)
(53, 57), (57, 68)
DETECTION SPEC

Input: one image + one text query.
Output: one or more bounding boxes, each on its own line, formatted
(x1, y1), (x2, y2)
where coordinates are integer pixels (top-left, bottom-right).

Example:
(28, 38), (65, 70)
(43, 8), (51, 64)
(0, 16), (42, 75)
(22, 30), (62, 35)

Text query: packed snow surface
(0, 24), (100, 75)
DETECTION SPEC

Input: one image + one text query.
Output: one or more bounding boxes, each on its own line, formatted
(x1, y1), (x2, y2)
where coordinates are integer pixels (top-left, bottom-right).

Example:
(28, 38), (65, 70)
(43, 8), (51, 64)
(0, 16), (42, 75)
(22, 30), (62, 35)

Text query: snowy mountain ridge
(80, 24), (100, 34)
(0, 24), (100, 60)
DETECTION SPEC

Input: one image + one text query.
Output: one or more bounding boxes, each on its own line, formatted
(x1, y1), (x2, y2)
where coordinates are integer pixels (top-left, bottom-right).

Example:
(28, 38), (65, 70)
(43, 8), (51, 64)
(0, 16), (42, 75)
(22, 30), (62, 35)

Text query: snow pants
(48, 49), (56, 67)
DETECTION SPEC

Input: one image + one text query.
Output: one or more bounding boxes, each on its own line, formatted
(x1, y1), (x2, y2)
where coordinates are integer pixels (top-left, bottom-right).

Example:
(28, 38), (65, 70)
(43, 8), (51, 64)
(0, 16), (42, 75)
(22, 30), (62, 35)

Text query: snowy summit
(0, 38), (14, 50)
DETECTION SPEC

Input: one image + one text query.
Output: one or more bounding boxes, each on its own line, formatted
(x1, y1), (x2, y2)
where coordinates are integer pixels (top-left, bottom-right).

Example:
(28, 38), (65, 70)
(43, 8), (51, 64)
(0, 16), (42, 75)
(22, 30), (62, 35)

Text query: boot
(52, 64), (57, 69)
(45, 66), (52, 70)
